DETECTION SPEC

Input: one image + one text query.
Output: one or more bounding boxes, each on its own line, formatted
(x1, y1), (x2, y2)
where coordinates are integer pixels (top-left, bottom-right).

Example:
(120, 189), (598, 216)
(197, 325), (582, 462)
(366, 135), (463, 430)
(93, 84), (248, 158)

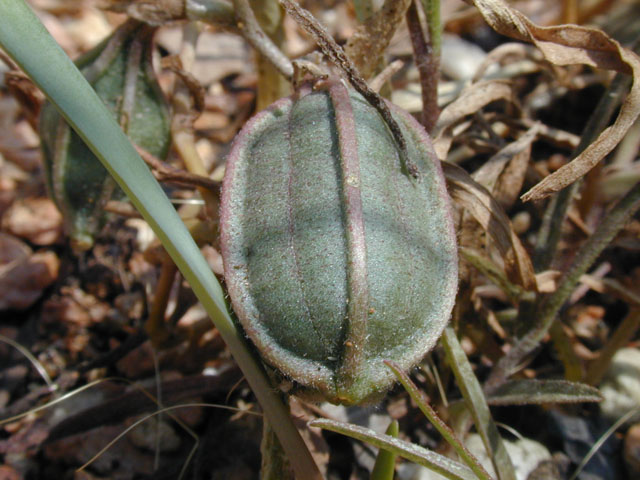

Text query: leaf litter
(1, 0), (640, 478)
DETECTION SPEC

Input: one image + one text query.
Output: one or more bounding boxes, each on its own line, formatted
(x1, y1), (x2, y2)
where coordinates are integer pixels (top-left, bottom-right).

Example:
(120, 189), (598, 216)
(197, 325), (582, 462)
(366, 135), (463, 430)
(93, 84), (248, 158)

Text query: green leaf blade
(487, 380), (603, 406)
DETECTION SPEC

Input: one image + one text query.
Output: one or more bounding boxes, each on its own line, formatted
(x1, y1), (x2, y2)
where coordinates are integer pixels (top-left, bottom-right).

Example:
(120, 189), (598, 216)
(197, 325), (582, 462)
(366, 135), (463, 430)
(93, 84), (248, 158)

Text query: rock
(599, 348), (640, 424)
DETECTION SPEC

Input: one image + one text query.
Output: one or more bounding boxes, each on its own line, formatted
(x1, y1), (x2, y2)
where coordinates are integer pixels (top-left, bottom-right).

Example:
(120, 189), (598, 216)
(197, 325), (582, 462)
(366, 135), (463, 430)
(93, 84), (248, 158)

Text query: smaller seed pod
(39, 20), (170, 250)
(220, 79), (458, 405)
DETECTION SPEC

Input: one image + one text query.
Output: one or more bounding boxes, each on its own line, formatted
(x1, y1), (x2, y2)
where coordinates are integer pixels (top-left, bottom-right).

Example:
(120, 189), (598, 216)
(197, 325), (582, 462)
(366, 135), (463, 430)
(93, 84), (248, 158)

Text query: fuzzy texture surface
(220, 83), (457, 404)
(40, 21), (170, 249)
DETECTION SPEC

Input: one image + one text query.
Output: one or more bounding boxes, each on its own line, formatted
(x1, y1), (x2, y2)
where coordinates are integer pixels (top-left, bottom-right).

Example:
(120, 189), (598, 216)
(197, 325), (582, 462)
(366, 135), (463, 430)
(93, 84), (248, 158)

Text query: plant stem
(422, 0), (442, 58)
(145, 254), (178, 347)
(370, 420), (399, 480)
(249, 0), (291, 110)
(387, 361), (493, 480)
(233, 0), (294, 80)
(171, 22), (220, 225)
(406, 0), (441, 132)
(353, 0), (375, 23)
(186, 0), (236, 24)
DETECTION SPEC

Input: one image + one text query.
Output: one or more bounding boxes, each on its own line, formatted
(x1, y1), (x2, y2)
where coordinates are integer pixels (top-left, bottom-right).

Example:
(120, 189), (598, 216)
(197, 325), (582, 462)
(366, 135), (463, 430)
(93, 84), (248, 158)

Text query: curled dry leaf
(468, 0), (640, 201)
(443, 162), (537, 291)
(473, 123), (540, 209)
(433, 80), (516, 159)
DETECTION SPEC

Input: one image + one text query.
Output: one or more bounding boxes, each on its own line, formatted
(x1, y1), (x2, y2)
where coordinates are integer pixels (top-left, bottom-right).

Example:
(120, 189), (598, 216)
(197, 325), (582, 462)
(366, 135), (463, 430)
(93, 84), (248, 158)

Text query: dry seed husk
(220, 80), (458, 405)
(40, 20), (170, 250)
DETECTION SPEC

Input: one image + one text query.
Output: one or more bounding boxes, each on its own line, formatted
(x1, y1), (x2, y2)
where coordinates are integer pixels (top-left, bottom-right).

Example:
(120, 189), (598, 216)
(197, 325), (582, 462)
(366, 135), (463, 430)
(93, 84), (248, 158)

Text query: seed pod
(221, 79), (458, 405)
(40, 20), (170, 250)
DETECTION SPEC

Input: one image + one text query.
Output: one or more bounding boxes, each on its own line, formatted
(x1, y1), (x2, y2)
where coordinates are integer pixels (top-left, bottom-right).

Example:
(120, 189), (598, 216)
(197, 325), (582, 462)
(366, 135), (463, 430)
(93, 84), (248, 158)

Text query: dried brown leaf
(469, 0), (640, 201)
(443, 162), (537, 291)
(473, 123), (539, 208)
(433, 80), (516, 159)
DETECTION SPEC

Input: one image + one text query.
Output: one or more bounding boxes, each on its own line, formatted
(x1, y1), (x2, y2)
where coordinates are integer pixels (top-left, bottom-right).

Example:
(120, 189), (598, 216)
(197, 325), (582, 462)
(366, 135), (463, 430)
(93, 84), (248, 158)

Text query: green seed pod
(40, 20), (170, 250)
(220, 79), (458, 405)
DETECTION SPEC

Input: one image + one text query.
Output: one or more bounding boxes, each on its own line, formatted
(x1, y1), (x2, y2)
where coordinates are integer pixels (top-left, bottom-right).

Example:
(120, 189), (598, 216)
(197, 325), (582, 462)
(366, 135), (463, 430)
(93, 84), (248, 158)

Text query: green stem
(249, 0), (291, 110)
(371, 420), (399, 480)
(353, 0), (376, 23)
(422, 0), (441, 58)
(387, 361), (493, 480)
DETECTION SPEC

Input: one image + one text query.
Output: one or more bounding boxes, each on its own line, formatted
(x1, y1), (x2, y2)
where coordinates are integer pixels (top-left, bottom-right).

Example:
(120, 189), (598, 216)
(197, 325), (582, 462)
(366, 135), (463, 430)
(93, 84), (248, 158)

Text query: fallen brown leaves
(468, 0), (640, 201)
(443, 162), (537, 291)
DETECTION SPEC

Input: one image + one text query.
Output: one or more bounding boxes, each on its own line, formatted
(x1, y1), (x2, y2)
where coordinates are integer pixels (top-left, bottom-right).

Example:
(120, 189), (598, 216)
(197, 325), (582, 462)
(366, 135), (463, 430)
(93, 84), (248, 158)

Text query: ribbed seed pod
(220, 79), (458, 405)
(40, 20), (170, 250)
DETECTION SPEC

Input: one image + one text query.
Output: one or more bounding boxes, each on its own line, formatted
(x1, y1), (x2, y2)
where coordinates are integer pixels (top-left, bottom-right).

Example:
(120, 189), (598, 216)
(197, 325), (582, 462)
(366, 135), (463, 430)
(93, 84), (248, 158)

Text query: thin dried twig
(233, 0), (294, 80)
(369, 59), (404, 93)
(135, 145), (220, 192)
(279, 0), (419, 177)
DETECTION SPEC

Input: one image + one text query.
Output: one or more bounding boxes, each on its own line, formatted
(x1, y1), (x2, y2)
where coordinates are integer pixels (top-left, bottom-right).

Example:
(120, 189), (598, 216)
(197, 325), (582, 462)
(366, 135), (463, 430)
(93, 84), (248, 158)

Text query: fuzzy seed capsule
(220, 79), (458, 405)
(40, 20), (170, 250)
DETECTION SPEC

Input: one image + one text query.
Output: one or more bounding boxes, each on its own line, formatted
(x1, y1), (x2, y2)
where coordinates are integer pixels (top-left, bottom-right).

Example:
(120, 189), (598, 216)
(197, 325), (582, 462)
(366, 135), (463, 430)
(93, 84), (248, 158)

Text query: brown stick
(135, 145), (220, 192)
(279, 0), (419, 177)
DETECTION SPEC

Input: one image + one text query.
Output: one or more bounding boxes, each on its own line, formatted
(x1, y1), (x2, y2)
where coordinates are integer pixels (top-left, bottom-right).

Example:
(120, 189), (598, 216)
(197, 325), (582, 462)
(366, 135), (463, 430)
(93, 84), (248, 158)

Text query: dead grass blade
(433, 80), (516, 159)
(469, 0), (640, 201)
(444, 162), (537, 291)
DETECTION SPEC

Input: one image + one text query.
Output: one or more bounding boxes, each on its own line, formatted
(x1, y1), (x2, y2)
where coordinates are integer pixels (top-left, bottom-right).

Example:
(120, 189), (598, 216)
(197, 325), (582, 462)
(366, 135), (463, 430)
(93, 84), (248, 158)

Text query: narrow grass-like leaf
(0, 3), (320, 479)
(441, 327), (516, 480)
(309, 418), (478, 480)
(386, 360), (493, 480)
(486, 380), (602, 406)
(370, 420), (399, 480)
